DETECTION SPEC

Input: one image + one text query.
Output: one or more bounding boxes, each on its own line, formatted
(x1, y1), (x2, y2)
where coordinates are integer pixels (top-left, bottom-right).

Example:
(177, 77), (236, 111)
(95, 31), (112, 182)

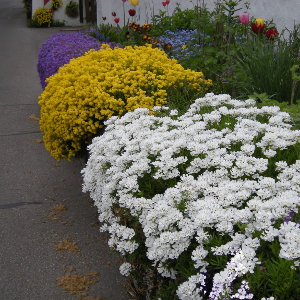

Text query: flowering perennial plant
(52, 0), (62, 10)
(39, 44), (211, 161)
(33, 7), (52, 26)
(82, 93), (300, 299)
(37, 32), (112, 89)
(125, 22), (153, 45)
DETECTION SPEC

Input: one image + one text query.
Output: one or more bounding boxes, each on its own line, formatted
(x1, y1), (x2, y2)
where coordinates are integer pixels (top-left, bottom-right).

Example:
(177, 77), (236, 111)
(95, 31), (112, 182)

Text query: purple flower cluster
(37, 31), (121, 89)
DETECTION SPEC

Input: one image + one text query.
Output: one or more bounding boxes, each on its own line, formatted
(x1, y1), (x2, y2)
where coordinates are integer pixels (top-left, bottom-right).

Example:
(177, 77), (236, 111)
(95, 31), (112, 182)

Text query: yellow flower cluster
(52, 0), (62, 9)
(34, 7), (52, 25)
(39, 44), (212, 161)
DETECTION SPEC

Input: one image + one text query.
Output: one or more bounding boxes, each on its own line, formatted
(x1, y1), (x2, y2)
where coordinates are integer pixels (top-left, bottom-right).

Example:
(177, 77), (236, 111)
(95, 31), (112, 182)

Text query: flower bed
(82, 93), (300, 299)
(38, 44), (211, 161)
(37, 32), (121, 89)
(36, 1), (300, 298)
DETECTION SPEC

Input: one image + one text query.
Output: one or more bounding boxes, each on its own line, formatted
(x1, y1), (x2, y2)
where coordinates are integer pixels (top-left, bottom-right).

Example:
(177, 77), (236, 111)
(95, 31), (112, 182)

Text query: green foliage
(89, 23), (127, 44)
(234, 30), (300, 102)
(247, 238), (300, 300)
(27, 18), (65, 28)
(89, 22), (153, 46)
(151, 4), (197, 36)
(148, 0), (300, 109)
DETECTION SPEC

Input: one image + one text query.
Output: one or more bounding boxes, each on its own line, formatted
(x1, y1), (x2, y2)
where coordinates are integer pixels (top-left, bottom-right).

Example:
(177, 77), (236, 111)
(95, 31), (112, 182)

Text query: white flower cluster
(82, 93), (300, 299)
(119, 262), (132, 277)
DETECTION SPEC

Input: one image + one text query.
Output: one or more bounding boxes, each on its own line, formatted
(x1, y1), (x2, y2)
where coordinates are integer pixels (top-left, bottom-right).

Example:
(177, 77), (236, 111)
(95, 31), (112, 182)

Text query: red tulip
(266, 28), (279, 40)
(166, 0), (170, 4)
(238, 12), (250, 25)
(251, 18), (266, 34)
(112, 12), (116, 16)
(162, 1), (167, 6)
(114, 18), (120, 23)
(102, 16), (106, 20)
(128, 9), (136, 16)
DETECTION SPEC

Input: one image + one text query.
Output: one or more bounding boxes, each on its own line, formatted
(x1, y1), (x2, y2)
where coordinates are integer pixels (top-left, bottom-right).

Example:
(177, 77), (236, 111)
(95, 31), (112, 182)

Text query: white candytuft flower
(82, 93), (300, 300)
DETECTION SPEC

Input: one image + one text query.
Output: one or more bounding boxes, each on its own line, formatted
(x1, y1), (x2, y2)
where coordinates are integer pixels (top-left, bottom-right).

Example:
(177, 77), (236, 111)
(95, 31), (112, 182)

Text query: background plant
(86, 0), (300, 107)
(89, 22), (154, 46)
(151, 3), (196, 36)
(234, 26), (300, 102)
(147, 0), (300, 105)
(123, 22), (153, 46)
(52, 0), (62, 10)
(65, 0), (79, 17)
(82, 93), (300, 299)
(38, 44), (211, 161)
(88, 24), (127, 44)
(33, 7), (52, 26)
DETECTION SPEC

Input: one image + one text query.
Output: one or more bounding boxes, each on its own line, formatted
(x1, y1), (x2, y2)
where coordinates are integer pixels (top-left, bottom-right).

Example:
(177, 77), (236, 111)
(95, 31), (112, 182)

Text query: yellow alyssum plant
(39, 44), (212, 161)
(33, 7), (52, 25)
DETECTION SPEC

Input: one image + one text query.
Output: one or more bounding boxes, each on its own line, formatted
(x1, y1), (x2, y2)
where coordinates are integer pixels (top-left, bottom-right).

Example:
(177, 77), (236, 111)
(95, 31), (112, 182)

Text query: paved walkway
(0, 1), (129, 299)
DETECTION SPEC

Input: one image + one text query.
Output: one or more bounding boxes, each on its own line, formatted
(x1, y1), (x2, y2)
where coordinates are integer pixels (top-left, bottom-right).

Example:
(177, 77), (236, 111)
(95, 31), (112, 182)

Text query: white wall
(31, 0), (300, 32)
(96, 0), (300, 35)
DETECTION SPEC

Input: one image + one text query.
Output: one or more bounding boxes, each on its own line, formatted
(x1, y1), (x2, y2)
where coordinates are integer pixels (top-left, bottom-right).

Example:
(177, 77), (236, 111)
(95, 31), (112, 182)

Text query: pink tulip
(238, 12), (250, 25)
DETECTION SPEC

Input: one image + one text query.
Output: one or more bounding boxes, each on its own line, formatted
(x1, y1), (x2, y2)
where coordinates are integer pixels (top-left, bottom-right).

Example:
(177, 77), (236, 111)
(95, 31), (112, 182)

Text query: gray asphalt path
(0, 1), (129, 299)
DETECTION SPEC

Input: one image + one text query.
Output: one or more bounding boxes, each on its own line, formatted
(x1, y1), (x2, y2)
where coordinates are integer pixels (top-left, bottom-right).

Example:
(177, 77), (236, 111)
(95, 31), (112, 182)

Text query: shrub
(33, 7), (52, 26)
(37, 32), (118, 89)
(38, 44), (211, 161)
(82, 93), (300, 299)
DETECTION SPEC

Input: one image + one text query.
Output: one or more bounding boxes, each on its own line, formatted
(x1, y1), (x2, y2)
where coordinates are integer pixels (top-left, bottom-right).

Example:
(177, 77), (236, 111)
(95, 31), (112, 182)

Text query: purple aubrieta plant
(37, 31), (121, 89)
